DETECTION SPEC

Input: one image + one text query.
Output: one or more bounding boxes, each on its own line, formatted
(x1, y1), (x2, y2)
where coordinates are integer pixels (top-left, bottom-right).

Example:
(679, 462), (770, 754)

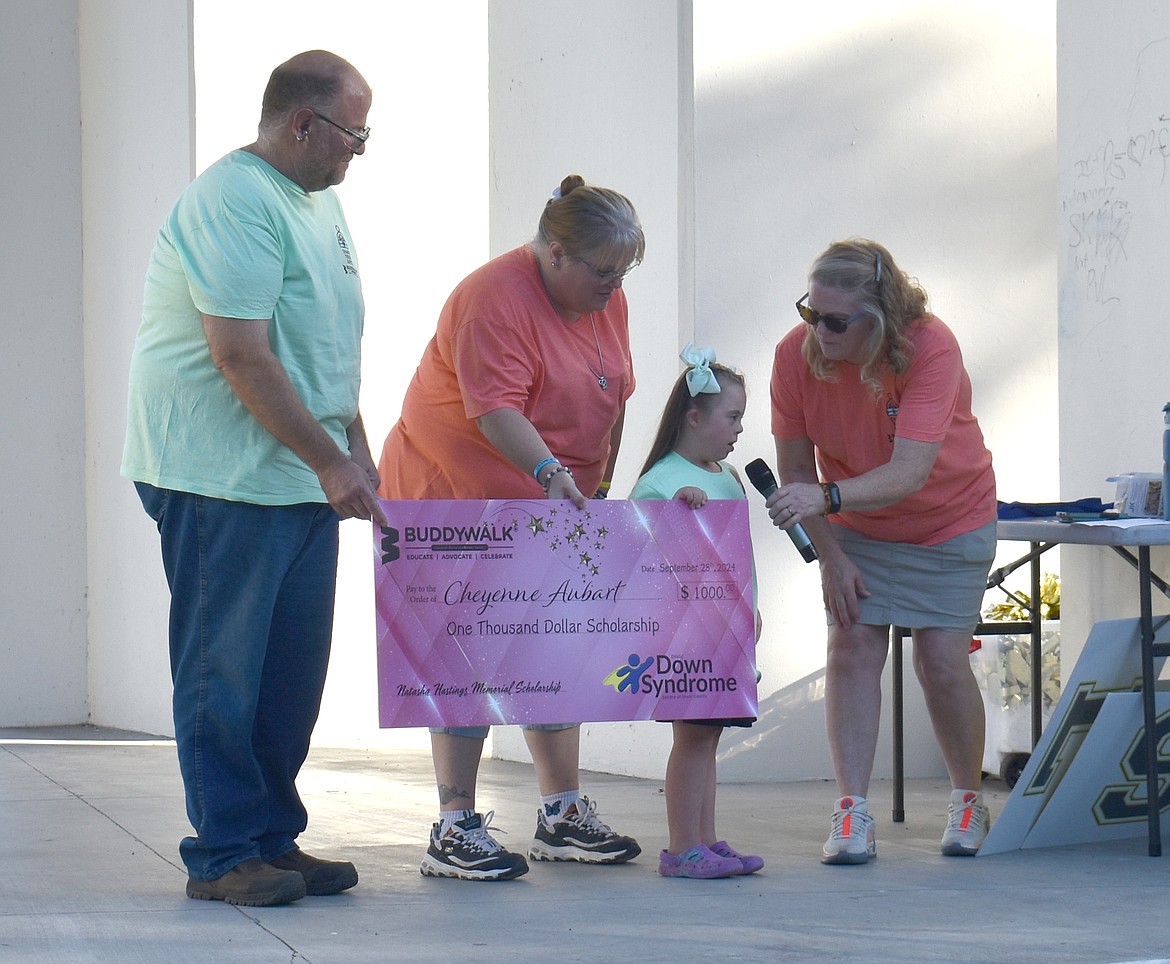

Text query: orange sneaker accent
(957, 792), (978, 831)
(941, 790), (990, 856)
(823, 796), (876, 865)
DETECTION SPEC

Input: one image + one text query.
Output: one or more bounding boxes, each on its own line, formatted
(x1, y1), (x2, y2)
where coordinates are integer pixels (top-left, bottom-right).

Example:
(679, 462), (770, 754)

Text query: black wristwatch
(821, 481), (842, 515)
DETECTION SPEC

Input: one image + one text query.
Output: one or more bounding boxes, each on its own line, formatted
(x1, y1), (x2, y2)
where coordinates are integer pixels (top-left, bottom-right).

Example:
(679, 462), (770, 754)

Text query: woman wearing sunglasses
(765, 238), (997, 864)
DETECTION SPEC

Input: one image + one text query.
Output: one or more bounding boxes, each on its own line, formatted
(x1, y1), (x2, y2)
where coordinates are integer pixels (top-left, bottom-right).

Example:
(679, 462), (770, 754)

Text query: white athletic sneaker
(821, 796), (877, 865)
(940, 789), (990, 856)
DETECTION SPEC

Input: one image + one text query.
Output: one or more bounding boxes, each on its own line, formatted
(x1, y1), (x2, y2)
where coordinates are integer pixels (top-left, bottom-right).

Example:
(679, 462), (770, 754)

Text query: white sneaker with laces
(941, 789), (990, 856)
(822, 795), (876, 865)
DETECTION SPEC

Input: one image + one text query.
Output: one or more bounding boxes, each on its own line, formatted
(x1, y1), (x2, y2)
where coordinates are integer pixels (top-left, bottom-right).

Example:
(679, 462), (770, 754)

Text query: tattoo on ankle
(437, 784), (472, 806)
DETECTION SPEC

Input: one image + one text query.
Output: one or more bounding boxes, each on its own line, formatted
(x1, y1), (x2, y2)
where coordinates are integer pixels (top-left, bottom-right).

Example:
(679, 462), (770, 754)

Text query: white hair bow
(680, 343), (721, 397)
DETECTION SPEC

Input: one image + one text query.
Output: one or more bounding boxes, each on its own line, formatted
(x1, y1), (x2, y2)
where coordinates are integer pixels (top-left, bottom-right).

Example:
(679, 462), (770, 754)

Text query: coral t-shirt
(770, 316), (996, 546)
(379, 245), (634, 499)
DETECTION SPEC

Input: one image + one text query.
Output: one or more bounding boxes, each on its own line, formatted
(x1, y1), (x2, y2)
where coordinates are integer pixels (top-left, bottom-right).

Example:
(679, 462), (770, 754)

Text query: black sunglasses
(795, 293), (869, 334)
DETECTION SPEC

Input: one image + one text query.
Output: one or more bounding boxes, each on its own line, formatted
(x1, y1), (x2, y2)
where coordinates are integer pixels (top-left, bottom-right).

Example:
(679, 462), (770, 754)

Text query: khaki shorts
(833, 520), (996, 632)
(431, 723), (578, 739)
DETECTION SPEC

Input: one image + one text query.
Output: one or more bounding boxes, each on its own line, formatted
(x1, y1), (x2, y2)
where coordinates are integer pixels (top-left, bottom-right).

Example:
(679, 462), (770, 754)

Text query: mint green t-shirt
(629, 451), (748, 502)
(630, 450), (759, 610)
(121, 150), (364, 504)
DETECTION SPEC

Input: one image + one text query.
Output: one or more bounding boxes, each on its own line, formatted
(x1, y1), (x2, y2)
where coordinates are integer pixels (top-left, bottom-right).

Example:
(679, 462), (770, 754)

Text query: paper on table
(1068, 517), (1170, 528)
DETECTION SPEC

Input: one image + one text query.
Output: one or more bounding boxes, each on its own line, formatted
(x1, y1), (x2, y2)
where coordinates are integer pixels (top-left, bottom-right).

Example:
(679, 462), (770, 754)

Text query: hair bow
(680, 343), (721, 397)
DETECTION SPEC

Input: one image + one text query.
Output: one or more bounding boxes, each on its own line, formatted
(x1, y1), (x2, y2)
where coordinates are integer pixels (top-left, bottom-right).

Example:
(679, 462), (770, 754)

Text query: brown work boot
(185, 857), (307, 906)
(269, 848), (359, 895)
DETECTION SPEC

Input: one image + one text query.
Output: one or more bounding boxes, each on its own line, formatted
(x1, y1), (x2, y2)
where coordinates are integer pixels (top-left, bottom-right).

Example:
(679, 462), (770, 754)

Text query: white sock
(540, 790), (580, 823)
(439, 808), (475, 834)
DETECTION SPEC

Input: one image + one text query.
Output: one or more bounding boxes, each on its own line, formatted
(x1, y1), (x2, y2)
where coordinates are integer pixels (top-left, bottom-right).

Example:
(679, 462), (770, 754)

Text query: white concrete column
(81, 0), (194, 734)
(0, 1), (88, 725)
(1056, 0), (1170, 667)
(486, 0), (695, 770)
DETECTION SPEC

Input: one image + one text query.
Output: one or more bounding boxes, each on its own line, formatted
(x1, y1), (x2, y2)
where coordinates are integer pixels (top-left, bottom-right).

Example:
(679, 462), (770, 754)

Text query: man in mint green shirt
(122, 49), (386, 907)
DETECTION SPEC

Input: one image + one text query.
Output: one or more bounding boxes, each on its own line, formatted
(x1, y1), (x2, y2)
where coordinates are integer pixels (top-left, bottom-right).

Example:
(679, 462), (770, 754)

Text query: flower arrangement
(973, 573), (1062, 783)
(984, 572), (1060, 622)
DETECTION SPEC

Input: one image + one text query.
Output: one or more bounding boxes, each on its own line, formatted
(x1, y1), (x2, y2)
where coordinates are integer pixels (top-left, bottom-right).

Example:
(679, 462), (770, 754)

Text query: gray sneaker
(940, 789), (991, 856)
(821, 796), (876, 865)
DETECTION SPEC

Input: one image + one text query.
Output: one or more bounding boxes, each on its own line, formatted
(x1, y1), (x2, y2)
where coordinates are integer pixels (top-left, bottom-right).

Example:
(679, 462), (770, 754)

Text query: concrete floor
(2, 726), (1169, 963)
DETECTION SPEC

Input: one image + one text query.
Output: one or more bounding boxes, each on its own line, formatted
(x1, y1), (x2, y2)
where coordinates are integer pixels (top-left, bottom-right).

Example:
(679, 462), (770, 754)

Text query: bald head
(258, 50), (370, 137)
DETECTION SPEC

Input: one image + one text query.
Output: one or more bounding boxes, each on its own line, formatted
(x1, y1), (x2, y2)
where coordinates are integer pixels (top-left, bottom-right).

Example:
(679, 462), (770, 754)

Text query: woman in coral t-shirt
(377, 175), (644, 881)
(766, 239), (996, 865)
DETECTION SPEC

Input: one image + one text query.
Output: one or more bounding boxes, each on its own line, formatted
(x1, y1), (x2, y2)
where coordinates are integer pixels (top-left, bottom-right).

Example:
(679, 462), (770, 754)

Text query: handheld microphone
(744, 459), (818, 563)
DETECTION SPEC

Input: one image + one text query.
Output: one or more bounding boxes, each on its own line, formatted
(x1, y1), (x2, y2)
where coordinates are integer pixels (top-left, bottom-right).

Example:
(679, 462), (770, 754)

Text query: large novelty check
(373, 499), (756, 727)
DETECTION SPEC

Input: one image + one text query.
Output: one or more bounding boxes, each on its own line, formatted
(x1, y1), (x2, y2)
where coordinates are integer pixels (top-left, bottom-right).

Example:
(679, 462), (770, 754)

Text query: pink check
(373, 499), (757, 727)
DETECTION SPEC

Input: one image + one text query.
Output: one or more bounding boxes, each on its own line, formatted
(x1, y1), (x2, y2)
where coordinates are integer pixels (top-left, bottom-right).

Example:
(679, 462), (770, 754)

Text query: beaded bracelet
(542, 464), (573, 493)
(820, 481), (842, 515)
(532, 456), (559, 481)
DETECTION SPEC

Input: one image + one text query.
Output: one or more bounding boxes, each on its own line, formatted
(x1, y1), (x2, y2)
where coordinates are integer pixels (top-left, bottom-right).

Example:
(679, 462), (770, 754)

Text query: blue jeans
(136, 483), (339, 881)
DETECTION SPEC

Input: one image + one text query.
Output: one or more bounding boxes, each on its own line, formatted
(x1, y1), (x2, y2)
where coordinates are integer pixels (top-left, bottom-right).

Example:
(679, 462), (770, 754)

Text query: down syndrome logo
(603, 652), (740, 699)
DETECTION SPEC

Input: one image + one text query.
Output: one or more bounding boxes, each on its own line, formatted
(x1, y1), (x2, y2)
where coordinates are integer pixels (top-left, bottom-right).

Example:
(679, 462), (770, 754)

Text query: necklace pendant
(584, 314), (608, 390)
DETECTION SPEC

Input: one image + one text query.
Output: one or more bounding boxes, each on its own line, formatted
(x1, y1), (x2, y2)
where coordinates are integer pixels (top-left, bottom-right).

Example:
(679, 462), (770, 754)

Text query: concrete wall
(9, 0), (486, 749)
(1, 0), (89, 724)
(1055, 1), (1170, 666)
(486, 0), (696, 772)
(689, 1), (1058, 781)
(5, 1), (1069, 787)
(81, 0), (193, 736)
(186, 1), (490, 749)
(490, 1), (1058, 781)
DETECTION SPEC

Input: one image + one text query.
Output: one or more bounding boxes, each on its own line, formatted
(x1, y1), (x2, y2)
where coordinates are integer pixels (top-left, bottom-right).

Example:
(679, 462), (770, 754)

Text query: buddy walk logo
(603, 653), (739, 699)
(380, 504), (614, 578)
(379, 521), (518, 564)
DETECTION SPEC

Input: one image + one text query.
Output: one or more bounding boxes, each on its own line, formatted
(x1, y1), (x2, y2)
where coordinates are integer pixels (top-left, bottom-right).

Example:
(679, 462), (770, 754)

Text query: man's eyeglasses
(795, 293), (869, 334)
(576, 255), (638, 284)
(313, 111), (371, 145)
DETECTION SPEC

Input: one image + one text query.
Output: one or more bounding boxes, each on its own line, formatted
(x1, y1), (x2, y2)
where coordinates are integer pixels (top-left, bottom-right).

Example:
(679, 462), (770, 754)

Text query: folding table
(891, 517), (1170, 855)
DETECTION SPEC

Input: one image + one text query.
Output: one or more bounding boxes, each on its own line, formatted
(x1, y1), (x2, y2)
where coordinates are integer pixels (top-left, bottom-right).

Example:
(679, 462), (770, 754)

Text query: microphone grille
(744, 459), (774, 492)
